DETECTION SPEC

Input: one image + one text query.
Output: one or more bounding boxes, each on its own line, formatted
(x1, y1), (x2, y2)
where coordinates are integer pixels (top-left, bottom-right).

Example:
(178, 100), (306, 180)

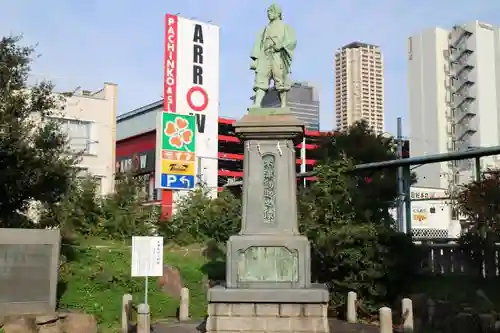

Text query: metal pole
(196, 156), (203, 191)
(145, 276), (149, 305)
(404, 166), (412, 236)
(475, 157), (481, 181)
(301, 137), (306, 188)
(396, 117), (405, 233)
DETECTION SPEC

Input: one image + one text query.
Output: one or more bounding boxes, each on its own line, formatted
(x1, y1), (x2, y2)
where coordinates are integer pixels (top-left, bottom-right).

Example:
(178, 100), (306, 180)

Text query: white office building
(55, 83), (118, 195)
(408, 21), (500, 190)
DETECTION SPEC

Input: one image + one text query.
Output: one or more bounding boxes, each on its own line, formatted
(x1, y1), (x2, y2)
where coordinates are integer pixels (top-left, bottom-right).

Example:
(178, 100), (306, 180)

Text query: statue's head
(267, 4), (282, 21)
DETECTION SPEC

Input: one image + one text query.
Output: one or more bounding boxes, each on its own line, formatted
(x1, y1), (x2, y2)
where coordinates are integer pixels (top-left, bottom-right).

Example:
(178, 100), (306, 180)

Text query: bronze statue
(250, 4), (297, 108)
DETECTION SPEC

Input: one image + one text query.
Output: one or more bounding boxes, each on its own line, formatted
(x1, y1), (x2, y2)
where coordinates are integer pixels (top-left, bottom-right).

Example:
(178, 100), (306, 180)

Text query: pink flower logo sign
(162, 113), (196, 152)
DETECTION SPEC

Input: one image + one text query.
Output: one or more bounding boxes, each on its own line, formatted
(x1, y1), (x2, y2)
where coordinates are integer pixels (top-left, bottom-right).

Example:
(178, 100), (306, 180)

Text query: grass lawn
(57, 238), (209, 329)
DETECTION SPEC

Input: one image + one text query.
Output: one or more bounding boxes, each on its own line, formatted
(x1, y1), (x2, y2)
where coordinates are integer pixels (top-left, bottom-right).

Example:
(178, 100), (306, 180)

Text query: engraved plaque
(262, 154), (276, 224)
(237, 246), (298, 282)
(0, 244), (52, 303)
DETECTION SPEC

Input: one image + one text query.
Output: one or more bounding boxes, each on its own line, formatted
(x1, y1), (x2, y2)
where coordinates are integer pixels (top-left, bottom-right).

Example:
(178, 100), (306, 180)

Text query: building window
(54, 118), (95, 154)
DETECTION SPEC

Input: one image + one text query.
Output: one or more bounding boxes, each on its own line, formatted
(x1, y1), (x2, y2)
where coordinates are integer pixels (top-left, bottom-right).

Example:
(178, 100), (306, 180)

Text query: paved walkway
(151, 318), (382, 333)
(152, 319), (205, 333)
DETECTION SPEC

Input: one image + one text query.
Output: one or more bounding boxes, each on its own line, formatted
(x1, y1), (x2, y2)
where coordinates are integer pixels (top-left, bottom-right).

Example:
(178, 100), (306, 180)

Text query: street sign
(155, 113), (197, 190)
(161, 150), (195, 162)
(161, 113), (196, 152)
(162, 160), (195, 175)
(131, 236), (164, 277)
(160, 174), (195, 189)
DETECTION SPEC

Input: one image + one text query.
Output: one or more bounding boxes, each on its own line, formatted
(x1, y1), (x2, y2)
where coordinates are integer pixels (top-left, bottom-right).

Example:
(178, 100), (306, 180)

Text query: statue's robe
(250, 20), (296, 92)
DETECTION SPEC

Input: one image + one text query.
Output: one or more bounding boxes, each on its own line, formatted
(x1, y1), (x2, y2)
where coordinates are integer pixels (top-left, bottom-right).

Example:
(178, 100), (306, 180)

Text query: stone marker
(206, 5), (329, 333)
(137, 304), (150, 333)
(0, 228), (60, 315)
(347, 291), (357, 323)
(179, 287), (190, 321)
(379, 307), (393, 333)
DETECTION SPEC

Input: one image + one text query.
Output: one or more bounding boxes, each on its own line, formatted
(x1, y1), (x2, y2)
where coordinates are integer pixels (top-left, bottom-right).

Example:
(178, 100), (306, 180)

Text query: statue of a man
(250, 4), (297, 108)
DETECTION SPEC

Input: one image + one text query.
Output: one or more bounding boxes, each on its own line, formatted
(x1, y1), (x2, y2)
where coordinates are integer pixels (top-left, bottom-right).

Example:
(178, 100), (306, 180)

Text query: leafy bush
(456, 171), (500, 277)
(298, 158), (419, 315)
(41, 174), (159, 240)
(158, 189), (241, 244)
(99, 175), (159, 238)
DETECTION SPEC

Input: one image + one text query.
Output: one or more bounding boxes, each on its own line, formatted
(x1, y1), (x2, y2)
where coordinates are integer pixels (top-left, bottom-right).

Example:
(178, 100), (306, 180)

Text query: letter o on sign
(186, 86), (209, 112)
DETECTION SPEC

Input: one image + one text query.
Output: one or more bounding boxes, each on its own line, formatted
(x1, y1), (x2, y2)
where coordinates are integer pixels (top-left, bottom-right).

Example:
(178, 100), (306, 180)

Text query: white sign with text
(131, 236), (164, 277)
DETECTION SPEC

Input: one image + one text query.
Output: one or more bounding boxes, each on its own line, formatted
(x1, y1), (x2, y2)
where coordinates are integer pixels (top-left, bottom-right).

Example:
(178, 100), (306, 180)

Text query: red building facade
(116, 115), (324, 218)
(116, 106), (410, 219)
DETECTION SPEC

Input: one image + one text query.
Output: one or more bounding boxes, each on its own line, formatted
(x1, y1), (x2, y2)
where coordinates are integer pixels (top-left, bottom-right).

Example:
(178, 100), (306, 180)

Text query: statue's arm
(282, 25), (297, 53)
(250, 29), (264, 60)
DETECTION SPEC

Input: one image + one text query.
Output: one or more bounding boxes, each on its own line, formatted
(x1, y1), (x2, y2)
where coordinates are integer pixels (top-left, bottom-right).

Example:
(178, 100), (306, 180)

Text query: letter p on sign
(166, 175), (177, 186)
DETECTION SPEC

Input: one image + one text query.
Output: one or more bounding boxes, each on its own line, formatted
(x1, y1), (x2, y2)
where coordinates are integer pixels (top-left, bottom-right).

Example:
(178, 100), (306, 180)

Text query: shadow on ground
(200, 240), (226, 285)
(152, 318), (381, 333)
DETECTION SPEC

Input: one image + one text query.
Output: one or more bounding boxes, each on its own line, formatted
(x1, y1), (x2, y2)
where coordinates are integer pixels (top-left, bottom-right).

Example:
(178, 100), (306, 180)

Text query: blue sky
(1, 1), (499, 134)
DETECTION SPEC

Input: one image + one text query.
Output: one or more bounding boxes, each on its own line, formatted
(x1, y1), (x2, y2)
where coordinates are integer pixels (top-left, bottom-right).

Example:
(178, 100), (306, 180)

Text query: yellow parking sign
(161, 160), (195, 176)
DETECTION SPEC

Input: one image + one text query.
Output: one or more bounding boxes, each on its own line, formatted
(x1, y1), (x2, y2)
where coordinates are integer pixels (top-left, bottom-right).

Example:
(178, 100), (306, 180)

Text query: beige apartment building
(54, 83), (118, 195)
(335, 42), (384, 133)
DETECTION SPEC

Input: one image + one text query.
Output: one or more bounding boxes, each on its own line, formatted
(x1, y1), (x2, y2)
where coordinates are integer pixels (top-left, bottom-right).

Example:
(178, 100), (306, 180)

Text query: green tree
(159, 189), (241, 245)
(456, 171), (500, 277)
(41, 174), (158, 239)
(0, 35), (76, 226)
(311, 120), (415, 225)
(298, 157), (418, 315)
(100, 174), (159, 239)
(40, 177), (101, 236)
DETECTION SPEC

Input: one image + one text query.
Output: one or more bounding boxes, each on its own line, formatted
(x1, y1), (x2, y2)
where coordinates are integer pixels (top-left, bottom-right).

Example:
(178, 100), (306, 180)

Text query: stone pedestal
(206, 302), (329, 333)
(207, 110), (329, 333)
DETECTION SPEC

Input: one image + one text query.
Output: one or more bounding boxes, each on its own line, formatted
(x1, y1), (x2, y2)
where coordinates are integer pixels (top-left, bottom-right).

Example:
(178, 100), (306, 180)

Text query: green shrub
(40, 175), (159, 240)
(158, 189), (241, 245)
(298, 159), (419, 315)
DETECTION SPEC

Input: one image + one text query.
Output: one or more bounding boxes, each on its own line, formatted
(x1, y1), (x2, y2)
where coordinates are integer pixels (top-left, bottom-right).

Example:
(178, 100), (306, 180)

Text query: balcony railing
(449, 25), (472, 49)
(452, 86), (476, 109)
(454, 103), (476, 123)
(452, 70), (475, 94)
(456, 119), (477, 141)
(450, 42), (473, 63)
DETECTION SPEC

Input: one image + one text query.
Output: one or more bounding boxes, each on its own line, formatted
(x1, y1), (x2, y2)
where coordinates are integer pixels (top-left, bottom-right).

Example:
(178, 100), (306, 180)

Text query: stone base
(208, 285), (329, 303)
(234, 113), (304, 144)
(247, 106), (291, 115)
(225, 234), (311, 289)
(206, 297), (329, 333)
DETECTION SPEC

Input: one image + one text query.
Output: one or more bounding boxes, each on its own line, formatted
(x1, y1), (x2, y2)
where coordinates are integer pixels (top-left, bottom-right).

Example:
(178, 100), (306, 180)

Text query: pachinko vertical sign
(156, 13), (220, 191)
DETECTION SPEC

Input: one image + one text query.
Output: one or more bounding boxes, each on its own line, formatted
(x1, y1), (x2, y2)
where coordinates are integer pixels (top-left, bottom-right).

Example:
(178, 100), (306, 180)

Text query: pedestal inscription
(0, 244), (52, 303)
(262, 154), (277, 225)
(0, 228), (60, 315)
(237, 246), (298, 283)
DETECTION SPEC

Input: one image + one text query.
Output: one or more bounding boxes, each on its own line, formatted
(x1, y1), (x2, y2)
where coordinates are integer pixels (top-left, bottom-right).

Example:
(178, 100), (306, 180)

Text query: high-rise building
(408, 21), (500, 189)
(335, 42), (384, 133)
(261, 82), (320, 130)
